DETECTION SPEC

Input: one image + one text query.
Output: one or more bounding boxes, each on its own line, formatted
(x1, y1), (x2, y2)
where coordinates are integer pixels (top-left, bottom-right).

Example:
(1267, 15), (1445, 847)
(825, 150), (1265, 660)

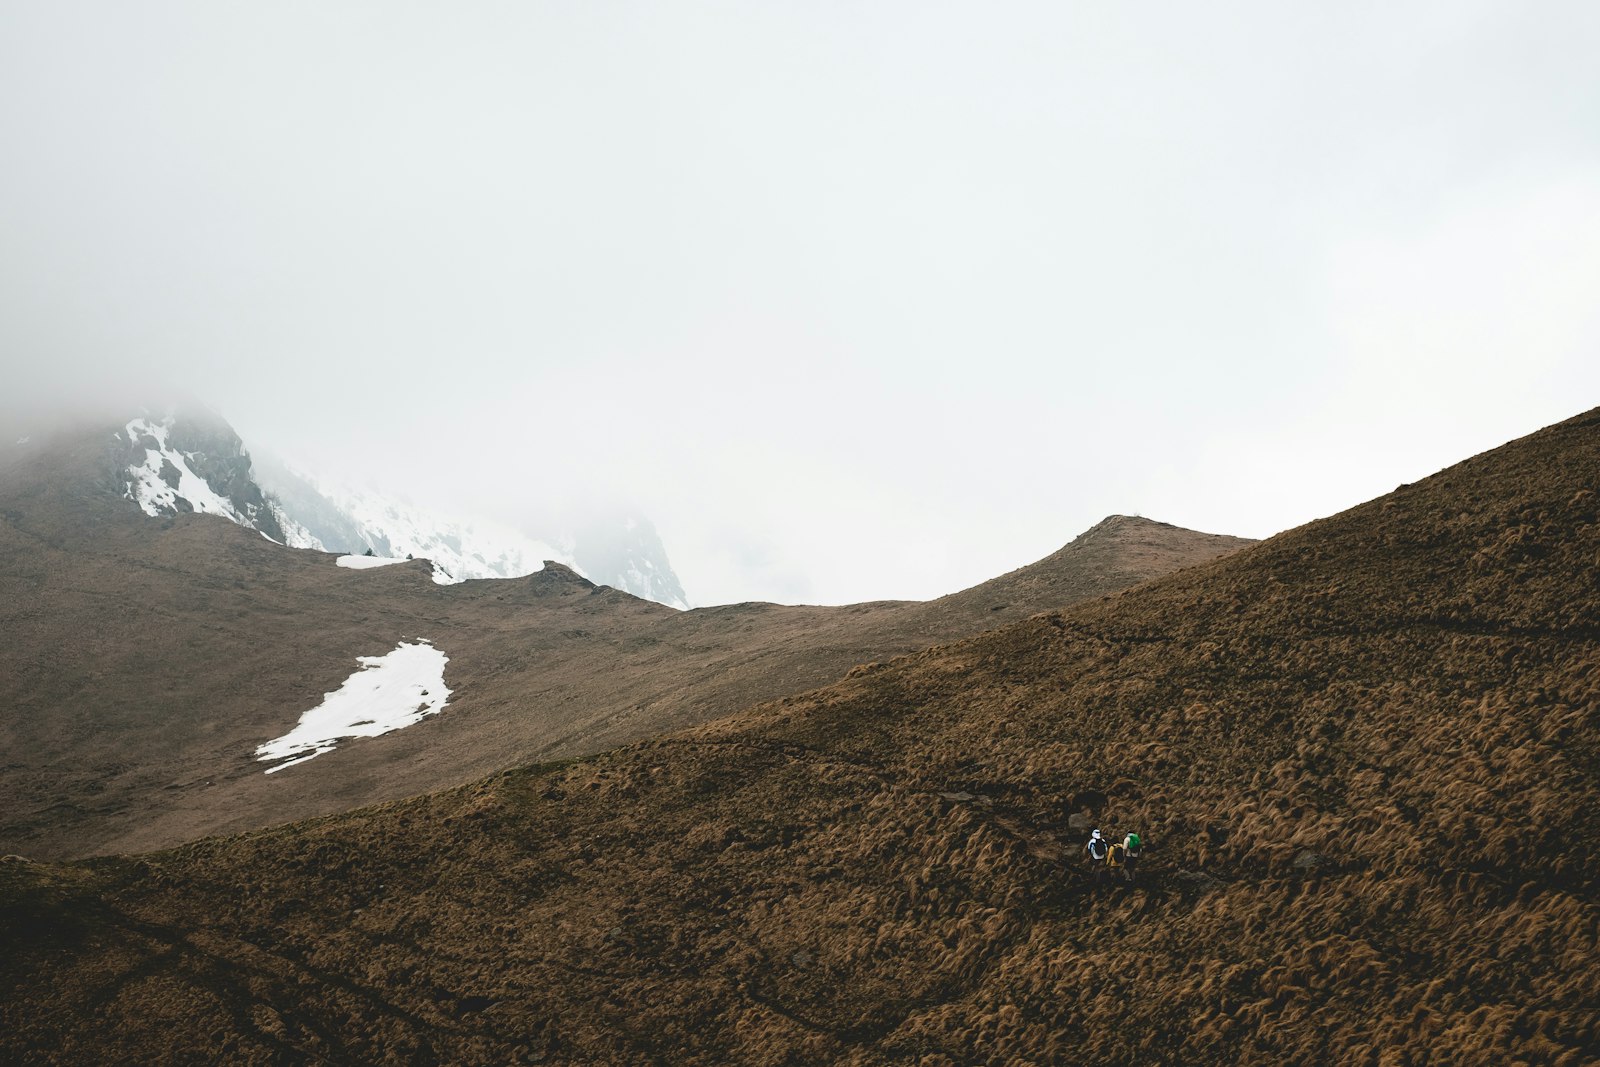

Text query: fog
(4, 2), (1598, 605)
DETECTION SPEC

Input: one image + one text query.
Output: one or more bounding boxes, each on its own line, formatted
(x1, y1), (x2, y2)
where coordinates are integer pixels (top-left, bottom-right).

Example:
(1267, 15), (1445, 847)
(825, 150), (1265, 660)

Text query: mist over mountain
(251, 452), (692, 609)
(250, 452), (577, 587)
(246, 451), (372, 551)
(566, 509), (691, 613)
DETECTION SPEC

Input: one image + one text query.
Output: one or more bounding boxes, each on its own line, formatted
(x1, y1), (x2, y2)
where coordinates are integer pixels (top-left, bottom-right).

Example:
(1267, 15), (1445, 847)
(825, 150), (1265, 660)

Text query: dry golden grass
(2, 409), (1598, 1064)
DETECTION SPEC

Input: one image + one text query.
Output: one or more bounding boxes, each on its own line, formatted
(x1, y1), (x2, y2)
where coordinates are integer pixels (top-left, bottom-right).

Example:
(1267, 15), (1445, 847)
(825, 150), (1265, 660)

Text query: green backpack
(1125, 832), (1141, 853)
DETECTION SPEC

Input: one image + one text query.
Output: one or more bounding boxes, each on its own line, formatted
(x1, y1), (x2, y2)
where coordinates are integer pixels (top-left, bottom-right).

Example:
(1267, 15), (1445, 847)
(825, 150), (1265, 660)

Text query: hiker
(1085, 829), (1109, 883)
(1107, 835), (1126, 880)
(1122, 831), (1142, 883)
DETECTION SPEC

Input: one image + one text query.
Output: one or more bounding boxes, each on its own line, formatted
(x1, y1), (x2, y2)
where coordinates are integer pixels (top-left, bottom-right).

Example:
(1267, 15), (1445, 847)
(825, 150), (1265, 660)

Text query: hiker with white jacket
(1084, 828), (1110, 883)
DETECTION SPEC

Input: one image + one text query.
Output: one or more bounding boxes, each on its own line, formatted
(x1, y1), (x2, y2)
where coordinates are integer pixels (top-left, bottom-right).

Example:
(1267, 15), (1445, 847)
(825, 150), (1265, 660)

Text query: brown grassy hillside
(3, 408), (1597, 1065)
(0, 421), (1249, 861)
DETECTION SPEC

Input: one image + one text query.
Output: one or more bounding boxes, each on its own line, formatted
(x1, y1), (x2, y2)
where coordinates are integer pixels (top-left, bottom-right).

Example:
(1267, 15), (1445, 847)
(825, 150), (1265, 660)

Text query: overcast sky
(4, 2), (1598, 605)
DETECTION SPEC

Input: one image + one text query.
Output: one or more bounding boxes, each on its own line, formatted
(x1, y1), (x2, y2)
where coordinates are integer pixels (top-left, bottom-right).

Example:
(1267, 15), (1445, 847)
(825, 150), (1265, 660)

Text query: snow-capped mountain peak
(115, 411), (290, 543)
(104, 406), (690, 607)
(123, 417), (244, 521)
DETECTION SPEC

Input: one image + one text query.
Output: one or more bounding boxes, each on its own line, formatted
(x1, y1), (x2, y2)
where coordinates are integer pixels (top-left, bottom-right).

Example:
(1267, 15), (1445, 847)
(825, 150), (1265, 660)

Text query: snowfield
(255, 640), (452, 773)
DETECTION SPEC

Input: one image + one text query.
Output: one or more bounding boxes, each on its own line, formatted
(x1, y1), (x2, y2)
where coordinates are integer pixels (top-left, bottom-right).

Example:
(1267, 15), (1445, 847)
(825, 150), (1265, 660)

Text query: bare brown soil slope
(4, 410), (1597, 1065)
(0, 423), (1248, 860)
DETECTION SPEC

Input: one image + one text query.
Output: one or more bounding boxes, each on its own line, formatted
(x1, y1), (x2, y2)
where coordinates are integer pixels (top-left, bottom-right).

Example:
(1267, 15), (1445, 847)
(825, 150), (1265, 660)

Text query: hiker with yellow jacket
(1106, 835), (1126, 878)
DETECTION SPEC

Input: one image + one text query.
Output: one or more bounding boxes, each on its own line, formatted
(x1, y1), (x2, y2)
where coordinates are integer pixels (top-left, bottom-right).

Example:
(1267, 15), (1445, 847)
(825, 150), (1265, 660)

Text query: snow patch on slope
(336, 553), (457, 585)
(337, 554), (409, 571)
(124, 418), (243, 521)
(255, 640), (451, 773)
